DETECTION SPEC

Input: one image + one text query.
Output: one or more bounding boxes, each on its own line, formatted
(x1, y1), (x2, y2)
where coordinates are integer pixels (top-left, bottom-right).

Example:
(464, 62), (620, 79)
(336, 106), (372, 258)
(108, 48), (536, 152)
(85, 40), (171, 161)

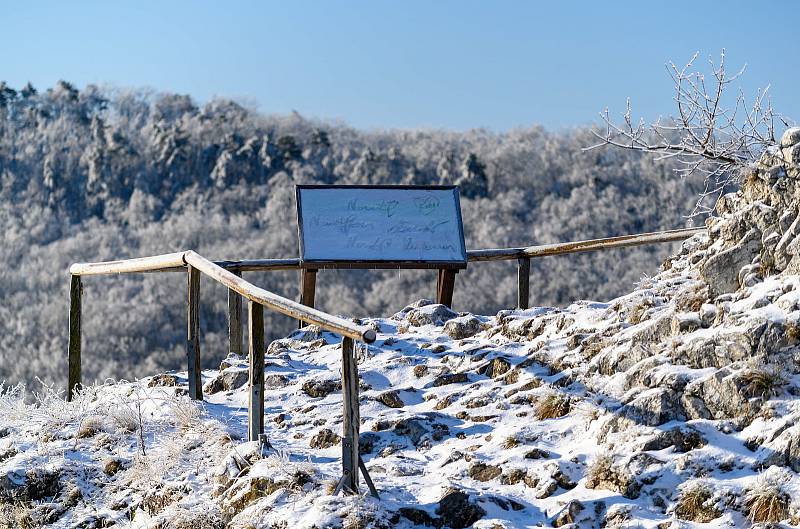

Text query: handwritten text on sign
(296, 186), (467, 263)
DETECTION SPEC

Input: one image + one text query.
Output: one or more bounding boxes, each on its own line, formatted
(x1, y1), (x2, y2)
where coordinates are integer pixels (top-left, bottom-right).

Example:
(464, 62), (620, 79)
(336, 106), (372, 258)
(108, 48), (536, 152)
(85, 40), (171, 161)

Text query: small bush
(502, 436), (520, 449)
(534, 393), (570, 420)
(675, 482), (721, 522)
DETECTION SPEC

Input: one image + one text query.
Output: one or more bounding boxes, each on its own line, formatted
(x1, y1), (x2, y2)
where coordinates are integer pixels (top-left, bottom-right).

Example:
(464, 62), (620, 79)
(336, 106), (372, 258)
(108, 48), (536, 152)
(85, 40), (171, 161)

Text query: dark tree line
(0, 81), (706, 388)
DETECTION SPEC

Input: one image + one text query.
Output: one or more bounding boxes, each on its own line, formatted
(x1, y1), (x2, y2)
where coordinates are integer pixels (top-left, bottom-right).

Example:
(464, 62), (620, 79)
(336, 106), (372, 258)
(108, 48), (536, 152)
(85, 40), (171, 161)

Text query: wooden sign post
(295, 185), (468, 311)
(295, 184), (467, 497)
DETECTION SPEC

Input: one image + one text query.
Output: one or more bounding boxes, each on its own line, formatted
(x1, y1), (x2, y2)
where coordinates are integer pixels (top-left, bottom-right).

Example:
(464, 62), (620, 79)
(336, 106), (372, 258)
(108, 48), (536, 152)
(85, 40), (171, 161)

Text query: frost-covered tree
(0, 82), (709, 389)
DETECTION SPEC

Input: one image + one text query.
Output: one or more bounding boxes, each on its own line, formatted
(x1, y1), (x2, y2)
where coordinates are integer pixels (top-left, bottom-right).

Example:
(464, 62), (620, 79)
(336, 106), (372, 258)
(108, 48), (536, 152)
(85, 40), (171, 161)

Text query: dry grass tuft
(502, 436), (520, 449)
(786, 320), (800, 343)
(674, 283), (709, 313)
(324, 478), (339, 495)
(744, 474), (790, 523)
(76, 415), (104, 439)
(534, 393), (570, 420)
(0, 502), (38, 529)
(675, 482), (721, 522)
(741, 368), (785, 399)
(586, 454), (613, 485)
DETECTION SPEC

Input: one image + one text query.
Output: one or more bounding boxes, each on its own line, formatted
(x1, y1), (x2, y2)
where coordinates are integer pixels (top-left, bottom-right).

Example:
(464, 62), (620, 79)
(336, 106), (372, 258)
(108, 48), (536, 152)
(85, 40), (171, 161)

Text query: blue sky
(2, 1), (798, 131)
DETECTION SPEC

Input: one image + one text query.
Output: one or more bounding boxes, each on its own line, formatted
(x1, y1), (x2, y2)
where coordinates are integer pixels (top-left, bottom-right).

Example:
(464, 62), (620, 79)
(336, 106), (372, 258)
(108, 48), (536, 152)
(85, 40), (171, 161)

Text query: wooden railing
(68, 250), (377, 496)
(468, 227), (704, 308)
(66, 226), (703, 495)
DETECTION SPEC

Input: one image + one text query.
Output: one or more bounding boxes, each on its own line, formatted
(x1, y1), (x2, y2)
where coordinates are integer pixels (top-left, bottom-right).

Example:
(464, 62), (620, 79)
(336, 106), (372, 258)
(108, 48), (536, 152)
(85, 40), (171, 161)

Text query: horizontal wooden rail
(68, 227), (705, 276)
(70, 256), (302, 275)
(69, 252), (188, 275)
(182, 252), (376, 344)
(466, 227), (704, 262)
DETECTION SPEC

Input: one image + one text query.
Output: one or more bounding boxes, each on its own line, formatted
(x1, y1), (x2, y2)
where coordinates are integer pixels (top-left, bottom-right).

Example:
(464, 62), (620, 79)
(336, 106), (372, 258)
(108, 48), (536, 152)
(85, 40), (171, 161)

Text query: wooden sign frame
(295, 184), (468, 308)
(295, 184), (467, 270)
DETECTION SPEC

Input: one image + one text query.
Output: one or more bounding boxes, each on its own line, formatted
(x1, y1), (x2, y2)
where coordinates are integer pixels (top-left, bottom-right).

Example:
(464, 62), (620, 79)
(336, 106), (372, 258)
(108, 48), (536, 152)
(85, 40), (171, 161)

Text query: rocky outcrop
(443, 315), (482, 339)
(204, 367), (249, 394)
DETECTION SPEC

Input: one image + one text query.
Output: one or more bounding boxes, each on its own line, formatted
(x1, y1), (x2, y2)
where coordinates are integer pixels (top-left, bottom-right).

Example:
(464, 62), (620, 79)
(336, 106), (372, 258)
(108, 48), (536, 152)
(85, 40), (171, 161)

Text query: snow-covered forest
(0, 80), (705, 388)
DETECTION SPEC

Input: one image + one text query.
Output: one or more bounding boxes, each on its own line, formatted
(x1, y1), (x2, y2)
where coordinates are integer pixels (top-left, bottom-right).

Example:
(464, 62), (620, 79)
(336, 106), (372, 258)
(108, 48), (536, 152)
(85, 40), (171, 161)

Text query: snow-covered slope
(4, 129), (800, 529)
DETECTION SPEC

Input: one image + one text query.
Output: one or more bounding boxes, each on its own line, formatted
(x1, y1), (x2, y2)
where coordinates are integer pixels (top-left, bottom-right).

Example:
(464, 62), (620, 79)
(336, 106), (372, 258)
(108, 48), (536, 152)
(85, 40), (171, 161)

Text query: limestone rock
(309, 428), (339, 449)
(552, 499), (584, 527)
(393, 416), (449, 447)
(413, 364), (429, 378)
(481, 357), (512, 378)
(301, 378), (341, 398)
(407, 304), (458, 326)
(358, 432), (380, 455)
(622, 387), (686, 426)
(682, 368), (756, 420)
(398, 507), (438, 527)
(433, 372), (468, 386)
(376, 390), (404, 408)
(204, 368), (249, 394)
(443, 315), (482, 339)
(147, 373), (177, 387)
(435, 488), (486, 529)
(586, 460), (640, 499)
(781, 127), (800, 147)
(641, 427), (706, 453)
(524, 448), (550, 460)
(701, 228), (761, 297)
(468, 462), (502, 482)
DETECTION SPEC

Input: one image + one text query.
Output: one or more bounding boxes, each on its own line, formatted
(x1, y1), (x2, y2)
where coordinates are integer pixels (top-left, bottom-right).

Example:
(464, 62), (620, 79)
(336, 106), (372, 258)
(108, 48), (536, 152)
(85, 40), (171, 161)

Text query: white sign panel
(296, 185), (467, 264)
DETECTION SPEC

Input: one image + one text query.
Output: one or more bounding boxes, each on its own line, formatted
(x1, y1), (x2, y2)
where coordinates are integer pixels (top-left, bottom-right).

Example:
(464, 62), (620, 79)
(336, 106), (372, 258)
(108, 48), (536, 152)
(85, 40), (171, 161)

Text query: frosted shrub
(0, 382), (27, 425)
(166, 394), (204, 430)
(744, 469), (791, 523)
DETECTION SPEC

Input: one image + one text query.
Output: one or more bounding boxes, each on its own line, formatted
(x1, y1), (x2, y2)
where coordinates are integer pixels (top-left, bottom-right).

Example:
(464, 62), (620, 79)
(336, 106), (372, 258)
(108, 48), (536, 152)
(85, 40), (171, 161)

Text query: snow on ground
(3, 228), (800, 528)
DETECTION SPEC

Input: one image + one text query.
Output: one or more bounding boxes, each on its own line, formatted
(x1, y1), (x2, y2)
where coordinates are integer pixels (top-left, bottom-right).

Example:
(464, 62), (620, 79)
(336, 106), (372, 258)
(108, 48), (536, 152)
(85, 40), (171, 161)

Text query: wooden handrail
(69, 227), (705, 275)
(466, 227), (704, 262)
(68, 250), (375, 343)
(69, 252), (189, 275)
(182, 251), (376, 344)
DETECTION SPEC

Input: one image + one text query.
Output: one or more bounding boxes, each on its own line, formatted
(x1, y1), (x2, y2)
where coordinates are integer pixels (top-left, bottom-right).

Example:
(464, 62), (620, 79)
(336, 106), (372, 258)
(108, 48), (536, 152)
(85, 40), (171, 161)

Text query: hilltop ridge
(3, 123), (800, 526)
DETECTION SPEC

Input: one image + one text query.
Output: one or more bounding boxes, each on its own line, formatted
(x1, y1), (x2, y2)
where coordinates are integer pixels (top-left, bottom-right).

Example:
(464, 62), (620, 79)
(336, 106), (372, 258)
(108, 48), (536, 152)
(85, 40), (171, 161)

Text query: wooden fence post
(340, 337), (360, 493)
(437, 269), (457, 308)
(228, 269), (243, 355)
(187, 266), (203, 400)
(248, 301), (265, 442)
(298, 268), (317, 327)
(67, 275), (82, 401)
(517, 257), (530, 309)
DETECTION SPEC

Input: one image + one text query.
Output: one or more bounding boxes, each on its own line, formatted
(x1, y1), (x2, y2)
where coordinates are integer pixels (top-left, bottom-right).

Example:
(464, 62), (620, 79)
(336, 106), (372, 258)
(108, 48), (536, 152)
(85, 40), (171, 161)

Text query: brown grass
(534, 393), (570, 420)
(786, 321), (800, 343)
(745, 482), (789, 523)
(675, 482), (721, 522)
(741, 368), (785, 399)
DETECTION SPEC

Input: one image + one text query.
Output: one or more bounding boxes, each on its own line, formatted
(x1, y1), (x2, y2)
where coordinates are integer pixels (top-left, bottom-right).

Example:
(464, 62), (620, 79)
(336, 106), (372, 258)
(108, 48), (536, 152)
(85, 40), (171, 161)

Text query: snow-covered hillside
(3, 129), (800, 529)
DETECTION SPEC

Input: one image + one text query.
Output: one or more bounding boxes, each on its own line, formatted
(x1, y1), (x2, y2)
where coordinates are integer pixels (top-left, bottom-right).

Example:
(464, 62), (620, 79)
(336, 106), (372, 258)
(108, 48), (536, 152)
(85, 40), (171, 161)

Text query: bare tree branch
(585, 50), (786, 216)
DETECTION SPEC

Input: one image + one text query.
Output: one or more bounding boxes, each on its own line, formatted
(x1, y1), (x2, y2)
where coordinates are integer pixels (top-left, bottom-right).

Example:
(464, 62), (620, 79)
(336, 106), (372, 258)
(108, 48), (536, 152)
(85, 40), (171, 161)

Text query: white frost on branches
(587, 50), (790, 215)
